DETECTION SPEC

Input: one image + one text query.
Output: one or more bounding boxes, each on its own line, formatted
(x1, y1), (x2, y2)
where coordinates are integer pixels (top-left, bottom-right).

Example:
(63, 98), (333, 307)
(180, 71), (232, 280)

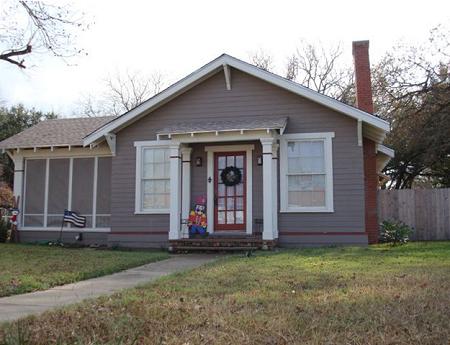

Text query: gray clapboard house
(0, 42), (393, 249)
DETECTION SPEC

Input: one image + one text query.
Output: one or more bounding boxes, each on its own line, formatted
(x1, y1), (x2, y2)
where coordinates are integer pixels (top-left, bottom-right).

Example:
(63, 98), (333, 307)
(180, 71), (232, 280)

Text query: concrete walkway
(0, 254), (216, 323)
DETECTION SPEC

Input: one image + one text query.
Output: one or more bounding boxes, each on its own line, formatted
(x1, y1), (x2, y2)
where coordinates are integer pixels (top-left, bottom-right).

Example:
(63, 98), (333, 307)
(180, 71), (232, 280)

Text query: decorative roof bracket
(105, 133), (116, 156)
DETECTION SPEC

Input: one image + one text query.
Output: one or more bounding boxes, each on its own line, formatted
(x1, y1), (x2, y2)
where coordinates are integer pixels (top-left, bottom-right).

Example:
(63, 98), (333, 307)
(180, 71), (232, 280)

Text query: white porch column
(169, 143), (182, 240)
(12, 154), (24, 227)
(272, 143), (279, 239)
(261, 138), (275, 242)
(181, 147), (192, 238)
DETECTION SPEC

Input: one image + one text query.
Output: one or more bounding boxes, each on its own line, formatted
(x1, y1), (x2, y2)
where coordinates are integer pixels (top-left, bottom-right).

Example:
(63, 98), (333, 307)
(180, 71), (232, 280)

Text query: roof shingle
(0, 116), (116, 149)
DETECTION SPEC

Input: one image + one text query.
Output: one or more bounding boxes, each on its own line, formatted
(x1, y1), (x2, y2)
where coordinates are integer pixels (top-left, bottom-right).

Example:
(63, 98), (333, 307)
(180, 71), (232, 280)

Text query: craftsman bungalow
(0, 41), (393, 250)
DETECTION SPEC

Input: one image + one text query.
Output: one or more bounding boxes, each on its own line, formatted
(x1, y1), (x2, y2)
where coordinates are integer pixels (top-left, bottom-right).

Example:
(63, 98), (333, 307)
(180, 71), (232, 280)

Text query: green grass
(1, 242), (450, 345)
(0, 244), (169, 297)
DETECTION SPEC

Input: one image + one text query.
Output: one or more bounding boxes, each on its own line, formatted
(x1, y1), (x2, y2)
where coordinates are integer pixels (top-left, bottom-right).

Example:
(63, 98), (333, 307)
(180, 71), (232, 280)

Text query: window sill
(134, 210), (170, 215)
(280, 207), (334, 213)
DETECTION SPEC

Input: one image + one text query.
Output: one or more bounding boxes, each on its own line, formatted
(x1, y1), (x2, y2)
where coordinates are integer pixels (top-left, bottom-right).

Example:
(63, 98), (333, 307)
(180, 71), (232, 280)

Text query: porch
(150, 118), (286, 251)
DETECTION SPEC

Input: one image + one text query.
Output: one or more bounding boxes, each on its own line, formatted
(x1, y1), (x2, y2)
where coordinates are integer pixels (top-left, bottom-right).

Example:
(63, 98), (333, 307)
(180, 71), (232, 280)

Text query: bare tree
(78, 70), (166, 117)
(249, 48), (274, 71)
(372, 26), (450, 189)
(284, 40), (353, 102)
(285, 54), (299, 81)
(0, 0), (88, 68)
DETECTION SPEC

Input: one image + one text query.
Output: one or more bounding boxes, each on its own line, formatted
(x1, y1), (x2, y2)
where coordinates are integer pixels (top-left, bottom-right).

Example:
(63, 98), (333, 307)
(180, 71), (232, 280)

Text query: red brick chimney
(352, 40), (378, 244)
(352, 40), (374, 114)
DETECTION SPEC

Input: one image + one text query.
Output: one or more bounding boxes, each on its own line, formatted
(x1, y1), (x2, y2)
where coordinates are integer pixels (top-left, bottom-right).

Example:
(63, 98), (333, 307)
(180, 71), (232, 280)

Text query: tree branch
(0, 45), (32, 68)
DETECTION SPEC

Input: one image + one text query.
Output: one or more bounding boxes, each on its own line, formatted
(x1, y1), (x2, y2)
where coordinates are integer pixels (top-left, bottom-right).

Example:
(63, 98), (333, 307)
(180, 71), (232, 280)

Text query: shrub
(0, 218), (10, 243)
(379, 220), (413, 245)
(0, 185), (14, 208)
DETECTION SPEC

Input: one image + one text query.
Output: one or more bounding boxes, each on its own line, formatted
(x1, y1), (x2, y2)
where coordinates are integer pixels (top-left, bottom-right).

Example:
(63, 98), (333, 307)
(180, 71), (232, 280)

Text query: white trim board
(205, 144), (255, 152)
(205, 144), (254, 234)
(8, 145), (112, 159)
(377, 144), (395, 157)
(83, 54), (389, 147)
(170, 130), (274, 144)
(19, 227), (111, 233)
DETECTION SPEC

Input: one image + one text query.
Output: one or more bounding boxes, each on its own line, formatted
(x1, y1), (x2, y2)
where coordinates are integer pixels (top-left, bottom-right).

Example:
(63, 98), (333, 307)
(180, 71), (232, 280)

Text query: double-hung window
(135, 142), (171, 213)
(280, 133), (334, 212)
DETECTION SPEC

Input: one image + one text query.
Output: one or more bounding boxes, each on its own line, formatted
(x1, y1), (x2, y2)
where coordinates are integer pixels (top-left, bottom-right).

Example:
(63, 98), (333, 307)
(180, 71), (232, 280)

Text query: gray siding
(107, 233), (167, 249)
(110, 68), (366, 246)
(19, 231), (108, 245)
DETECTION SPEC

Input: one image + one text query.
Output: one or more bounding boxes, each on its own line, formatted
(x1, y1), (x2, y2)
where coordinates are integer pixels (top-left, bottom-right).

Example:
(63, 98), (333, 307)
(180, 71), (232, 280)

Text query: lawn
(0, 244), (169, 298)
(1, 242), (449, 345)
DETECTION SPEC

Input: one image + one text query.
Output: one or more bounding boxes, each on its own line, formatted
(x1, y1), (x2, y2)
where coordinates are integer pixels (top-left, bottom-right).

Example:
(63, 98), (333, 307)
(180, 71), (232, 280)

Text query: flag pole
(57, 210), (66, 245)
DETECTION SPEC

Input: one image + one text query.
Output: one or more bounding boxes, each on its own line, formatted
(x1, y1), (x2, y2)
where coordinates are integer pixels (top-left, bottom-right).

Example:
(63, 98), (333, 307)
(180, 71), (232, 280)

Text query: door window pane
(236, 211), (244, 224)
(227, 197), (234, 210)
(235, 155), (244, 168)
(236, 183), (243, 196)
(218, 211), (226, 224)
(226, 211), (234, 224)
(236, 197), (244, 210)
(218, 156), (226, 169)
(218, 197), (225, 210)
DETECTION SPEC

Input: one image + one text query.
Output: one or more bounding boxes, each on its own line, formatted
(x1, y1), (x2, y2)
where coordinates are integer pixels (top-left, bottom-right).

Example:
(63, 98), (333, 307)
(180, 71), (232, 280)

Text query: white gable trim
(377, 144), (395, 158)
(83, 54), (390, 146)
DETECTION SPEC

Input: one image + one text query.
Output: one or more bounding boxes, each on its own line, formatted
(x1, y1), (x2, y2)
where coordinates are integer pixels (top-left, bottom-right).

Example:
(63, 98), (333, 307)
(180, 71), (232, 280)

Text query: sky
(1, 0), (449, 117)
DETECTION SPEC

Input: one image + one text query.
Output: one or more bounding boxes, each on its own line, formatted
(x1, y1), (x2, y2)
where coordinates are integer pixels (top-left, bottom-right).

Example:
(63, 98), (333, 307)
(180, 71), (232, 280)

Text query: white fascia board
(83, 54), (390, 146)
(377, 144), (395, 158)
(158, 127), (284, 137)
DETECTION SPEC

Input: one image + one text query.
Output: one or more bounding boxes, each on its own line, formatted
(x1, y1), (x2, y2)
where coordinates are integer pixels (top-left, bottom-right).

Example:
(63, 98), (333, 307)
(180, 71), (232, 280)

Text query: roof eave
(377, 144), (395, 158)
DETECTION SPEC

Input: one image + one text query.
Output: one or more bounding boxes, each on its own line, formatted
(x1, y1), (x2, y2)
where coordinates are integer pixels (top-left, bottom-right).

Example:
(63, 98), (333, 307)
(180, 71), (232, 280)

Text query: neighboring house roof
(83, 53), (390, 146)
(0, 116), (115, 150)
(157, 117), (288, 137)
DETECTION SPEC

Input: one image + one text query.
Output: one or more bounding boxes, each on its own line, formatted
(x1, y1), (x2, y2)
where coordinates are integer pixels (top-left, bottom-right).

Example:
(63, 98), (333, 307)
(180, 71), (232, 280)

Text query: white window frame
(279, 132), (335, 213)
(134, 140), (172, 214)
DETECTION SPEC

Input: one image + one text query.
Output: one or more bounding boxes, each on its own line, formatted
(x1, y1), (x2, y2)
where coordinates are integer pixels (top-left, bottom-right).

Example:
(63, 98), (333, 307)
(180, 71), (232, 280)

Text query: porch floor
(169, 233), (277, 252)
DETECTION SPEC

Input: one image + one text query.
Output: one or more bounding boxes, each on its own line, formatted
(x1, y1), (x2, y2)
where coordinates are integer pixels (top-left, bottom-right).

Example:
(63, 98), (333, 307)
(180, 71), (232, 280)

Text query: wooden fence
(378, 189), (450, 240)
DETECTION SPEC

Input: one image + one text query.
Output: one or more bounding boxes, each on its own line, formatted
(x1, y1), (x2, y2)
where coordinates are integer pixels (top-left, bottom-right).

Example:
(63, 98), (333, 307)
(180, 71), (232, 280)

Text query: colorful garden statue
(9, 196), (20, 243)
(188, 196), (207, 237)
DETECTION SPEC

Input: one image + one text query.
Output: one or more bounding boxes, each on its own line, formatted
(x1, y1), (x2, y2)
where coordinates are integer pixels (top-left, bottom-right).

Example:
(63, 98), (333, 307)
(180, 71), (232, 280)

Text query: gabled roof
(0, 116), (115, 150)
(83, 54), (390, 146)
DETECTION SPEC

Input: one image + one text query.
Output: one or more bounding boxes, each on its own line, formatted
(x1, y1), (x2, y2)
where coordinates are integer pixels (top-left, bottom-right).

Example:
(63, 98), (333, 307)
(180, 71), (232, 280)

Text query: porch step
(169, 236), (276, 253)
(173, 246), (259, 252)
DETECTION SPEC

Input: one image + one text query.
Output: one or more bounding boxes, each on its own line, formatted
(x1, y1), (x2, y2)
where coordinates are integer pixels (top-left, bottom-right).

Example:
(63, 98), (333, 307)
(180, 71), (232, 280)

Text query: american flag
(63, 210), (86, 228)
